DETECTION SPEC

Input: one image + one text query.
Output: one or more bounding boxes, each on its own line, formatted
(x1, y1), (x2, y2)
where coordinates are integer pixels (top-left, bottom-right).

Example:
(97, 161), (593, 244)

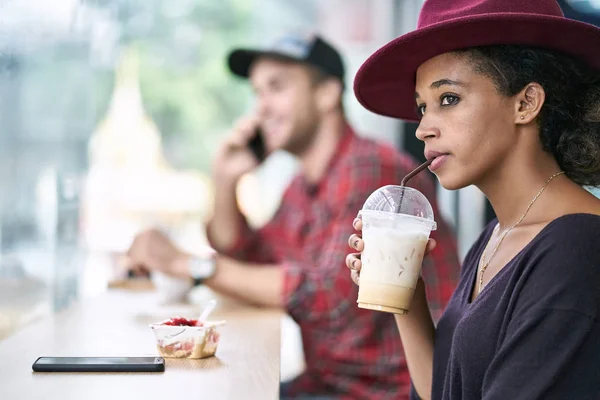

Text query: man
(127, 33), (460, 399)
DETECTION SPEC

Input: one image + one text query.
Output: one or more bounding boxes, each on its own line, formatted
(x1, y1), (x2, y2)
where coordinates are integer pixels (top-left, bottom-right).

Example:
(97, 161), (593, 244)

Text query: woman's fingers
(424, 238), (437, 256)
(351, 269), (361, 285)
(352, 215), (363, 231)
(346, 253), (362, 270)
(348, 234), (364, 252)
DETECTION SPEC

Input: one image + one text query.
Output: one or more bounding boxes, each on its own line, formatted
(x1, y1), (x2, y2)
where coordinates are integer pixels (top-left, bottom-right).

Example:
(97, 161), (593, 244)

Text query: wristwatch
(188, 256), (217, 286)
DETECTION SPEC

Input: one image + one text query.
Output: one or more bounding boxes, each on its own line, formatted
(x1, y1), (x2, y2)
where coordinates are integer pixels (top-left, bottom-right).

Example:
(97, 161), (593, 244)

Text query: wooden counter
(0, 290), (283, 400)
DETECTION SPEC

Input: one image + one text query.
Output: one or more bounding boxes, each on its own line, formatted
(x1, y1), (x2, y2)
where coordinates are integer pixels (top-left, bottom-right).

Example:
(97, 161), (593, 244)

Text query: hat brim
(228, 49), (303, 78)
(354, 13), (600, 122)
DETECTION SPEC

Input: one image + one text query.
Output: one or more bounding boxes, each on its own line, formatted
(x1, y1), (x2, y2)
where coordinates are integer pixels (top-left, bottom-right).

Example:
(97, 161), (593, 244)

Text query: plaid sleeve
(281, 159), (402, 327)
(282, 194), (363, 328)
(205, 214), (278, 264)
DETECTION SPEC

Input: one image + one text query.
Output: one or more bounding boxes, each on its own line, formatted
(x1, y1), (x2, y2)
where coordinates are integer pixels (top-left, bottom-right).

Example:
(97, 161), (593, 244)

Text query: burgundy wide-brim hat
(354, 0), (600, 122)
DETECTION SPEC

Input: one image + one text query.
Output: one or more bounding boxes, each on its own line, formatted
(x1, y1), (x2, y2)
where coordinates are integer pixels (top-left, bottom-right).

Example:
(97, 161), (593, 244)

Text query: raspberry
(161, 317), (203, 326)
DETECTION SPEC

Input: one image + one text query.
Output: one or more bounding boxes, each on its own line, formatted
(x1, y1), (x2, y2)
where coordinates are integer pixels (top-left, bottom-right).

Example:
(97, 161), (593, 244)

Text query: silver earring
(520, 115), (525, 120)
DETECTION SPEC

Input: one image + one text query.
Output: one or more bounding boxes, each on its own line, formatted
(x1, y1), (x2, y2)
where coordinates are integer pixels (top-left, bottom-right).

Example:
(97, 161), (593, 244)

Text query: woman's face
(414, 52), (518, 190)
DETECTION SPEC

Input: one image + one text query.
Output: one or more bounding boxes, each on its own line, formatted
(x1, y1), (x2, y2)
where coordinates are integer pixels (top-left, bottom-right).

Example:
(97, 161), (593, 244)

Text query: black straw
(396, 159), (434, 213)
(401, 159), (433, 186)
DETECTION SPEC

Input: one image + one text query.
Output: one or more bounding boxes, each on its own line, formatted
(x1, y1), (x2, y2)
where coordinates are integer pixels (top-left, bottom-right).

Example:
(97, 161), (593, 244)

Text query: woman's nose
(415, 120), (440, 142)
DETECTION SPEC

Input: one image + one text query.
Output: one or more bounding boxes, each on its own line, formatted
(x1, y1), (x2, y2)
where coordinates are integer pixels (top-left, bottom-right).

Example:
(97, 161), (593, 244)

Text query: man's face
(249, 58), (321, 156)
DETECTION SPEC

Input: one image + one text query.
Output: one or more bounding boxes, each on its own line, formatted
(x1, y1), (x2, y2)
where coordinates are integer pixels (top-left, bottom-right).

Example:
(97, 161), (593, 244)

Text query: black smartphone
(248, 127), (267, 162)
(32, 356), (165, 373)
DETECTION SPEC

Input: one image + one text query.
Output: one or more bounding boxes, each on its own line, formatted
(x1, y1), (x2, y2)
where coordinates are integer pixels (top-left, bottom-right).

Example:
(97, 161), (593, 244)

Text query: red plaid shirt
(214, 124), (460, 399)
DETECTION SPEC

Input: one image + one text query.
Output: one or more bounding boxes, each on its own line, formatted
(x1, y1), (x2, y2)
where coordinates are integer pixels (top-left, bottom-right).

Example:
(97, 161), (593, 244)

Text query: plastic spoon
(197, 299), (217, 324)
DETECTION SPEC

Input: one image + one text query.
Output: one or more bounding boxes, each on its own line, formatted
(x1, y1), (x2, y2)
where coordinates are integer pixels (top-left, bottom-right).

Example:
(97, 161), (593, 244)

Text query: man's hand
(212, 115), (261, 183)
(126, 229), (190, 279)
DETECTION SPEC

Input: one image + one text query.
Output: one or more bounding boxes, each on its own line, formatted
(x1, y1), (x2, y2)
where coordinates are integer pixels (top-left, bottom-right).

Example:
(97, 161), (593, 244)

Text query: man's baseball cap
(227, 33), (345, 82)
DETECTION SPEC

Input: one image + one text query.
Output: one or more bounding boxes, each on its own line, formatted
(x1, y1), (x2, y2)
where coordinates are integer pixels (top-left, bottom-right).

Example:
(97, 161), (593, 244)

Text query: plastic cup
(149, 320), (226, 359)
(357, 185), (436, 315)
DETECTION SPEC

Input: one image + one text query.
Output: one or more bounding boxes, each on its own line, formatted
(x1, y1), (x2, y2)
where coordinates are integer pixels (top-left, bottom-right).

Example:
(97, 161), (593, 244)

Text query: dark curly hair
(456, 46), (600, 187)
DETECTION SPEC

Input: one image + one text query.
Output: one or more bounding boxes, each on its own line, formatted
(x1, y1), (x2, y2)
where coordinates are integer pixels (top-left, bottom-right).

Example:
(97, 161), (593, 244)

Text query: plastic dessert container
(149, 317), (226, 359)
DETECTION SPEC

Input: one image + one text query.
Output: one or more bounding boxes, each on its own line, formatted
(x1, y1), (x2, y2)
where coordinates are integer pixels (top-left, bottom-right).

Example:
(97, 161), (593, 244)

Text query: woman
(346, 0), (600, 399)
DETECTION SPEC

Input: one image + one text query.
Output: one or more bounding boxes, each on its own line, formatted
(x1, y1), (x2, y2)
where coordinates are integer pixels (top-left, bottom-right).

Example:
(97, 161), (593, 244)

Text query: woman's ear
(514, 82), (545, 124)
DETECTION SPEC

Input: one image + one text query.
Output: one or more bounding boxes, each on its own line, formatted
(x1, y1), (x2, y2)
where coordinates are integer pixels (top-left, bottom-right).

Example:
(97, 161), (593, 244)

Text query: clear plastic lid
(362, 185), (435, 222)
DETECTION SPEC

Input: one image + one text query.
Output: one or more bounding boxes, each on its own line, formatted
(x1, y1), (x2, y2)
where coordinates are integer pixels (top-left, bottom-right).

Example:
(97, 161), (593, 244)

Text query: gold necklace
(477, 171), (565, 294)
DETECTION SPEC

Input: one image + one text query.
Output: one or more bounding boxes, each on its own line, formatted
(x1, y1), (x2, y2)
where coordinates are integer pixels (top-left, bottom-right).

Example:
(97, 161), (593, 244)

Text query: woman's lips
(429, 154), (449, 171)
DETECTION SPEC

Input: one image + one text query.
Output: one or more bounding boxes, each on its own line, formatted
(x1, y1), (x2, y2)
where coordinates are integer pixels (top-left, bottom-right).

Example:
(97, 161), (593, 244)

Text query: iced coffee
(356, 186), (436, 314)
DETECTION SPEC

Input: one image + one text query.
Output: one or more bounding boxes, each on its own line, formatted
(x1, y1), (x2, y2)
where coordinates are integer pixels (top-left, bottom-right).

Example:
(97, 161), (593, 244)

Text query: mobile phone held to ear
(248, 127), (266, 162)
(32, 356), (165, 373)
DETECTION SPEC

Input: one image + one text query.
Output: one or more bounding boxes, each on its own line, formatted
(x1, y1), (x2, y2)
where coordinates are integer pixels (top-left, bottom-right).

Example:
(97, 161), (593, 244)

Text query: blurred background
(0, 0), (598, 380)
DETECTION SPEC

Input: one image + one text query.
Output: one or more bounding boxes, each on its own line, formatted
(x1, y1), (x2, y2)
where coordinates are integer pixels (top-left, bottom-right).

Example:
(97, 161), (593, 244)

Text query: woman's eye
(417, 95), (458, 116)
(441, 94), (459, 106)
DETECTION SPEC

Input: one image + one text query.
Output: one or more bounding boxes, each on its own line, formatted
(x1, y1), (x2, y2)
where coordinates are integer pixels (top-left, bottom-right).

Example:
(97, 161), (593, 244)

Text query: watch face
(189, 257), (215, 279)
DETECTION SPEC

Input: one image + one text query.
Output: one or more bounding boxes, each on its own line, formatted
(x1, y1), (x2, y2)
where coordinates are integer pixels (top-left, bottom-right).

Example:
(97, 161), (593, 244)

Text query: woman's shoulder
(523, 213), (600, 270)
(535, 213), (600, 249)
(461, 213), (600, 280)
(517, 213), (600, 317)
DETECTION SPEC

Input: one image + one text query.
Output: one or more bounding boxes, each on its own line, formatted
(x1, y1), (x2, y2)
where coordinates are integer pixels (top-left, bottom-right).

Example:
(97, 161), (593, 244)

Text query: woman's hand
(346, 214), (438, 285)
(346, 216), (365, 285)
